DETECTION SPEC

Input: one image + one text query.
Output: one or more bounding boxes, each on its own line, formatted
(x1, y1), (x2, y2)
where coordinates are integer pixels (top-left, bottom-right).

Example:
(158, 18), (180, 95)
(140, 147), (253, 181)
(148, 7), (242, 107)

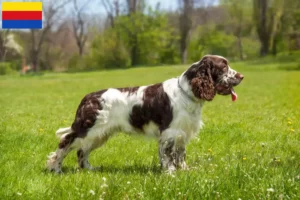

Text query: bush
(86, 30), (131, 70)
(159, 43), (181, 65)
(66, 30), (131, 72)
(188, 24), (237, 62)
(67, 54), (86, 72)
(241, 37), (261, 59)
(0, 62), (17, 75)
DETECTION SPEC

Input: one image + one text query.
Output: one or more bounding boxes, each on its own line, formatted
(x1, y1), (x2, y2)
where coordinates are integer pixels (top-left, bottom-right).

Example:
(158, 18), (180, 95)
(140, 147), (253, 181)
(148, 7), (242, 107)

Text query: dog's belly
(90, 115), (160, 139)
(87, 88), (161, 138)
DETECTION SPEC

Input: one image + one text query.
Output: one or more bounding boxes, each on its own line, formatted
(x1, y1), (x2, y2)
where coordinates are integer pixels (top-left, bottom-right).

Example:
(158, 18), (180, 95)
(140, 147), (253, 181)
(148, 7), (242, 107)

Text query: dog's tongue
(231, 88), (237, 102)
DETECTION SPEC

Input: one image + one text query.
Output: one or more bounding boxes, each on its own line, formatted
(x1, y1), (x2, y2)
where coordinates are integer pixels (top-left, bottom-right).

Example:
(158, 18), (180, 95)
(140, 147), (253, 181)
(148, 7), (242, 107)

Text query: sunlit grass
(0, 61), (299, 199)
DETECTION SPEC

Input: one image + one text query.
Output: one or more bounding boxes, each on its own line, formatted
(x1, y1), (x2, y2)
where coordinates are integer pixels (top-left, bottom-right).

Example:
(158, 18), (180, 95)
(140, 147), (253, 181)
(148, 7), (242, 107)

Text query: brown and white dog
(47, 55), (244, 173)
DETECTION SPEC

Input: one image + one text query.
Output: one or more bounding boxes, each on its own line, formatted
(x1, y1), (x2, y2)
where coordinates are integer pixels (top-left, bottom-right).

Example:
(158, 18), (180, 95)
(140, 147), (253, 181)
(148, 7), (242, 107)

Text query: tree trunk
(0, 30), (9, 62)
(79, 46), (84, 56)
(260, 39), (269, 56)
(179, 24), (189, 64)
(77, 41), (84, 56)
(127, 0), (139, 66)
(272, 35), (278, 56)
(237, 35), (244, 60)
(180, 39), (188, 64)
(254, 0), (270, 57)
(114, 0), (120, 41)
(0, 36), (5, 61)
(31, 50), (39, 72)
(131, 36), (138, 66)
(179, 0), (193, 64)
(127, 0), (137, 14)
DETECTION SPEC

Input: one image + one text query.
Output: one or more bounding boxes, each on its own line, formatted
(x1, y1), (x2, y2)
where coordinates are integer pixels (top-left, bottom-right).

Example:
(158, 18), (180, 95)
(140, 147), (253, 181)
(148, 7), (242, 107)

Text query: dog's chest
(171, 103), (203, 139)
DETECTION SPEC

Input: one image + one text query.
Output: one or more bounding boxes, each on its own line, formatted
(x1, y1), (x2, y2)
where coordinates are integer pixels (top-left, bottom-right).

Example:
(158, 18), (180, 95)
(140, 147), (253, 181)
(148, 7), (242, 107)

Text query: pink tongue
(231, 89), (237, 102)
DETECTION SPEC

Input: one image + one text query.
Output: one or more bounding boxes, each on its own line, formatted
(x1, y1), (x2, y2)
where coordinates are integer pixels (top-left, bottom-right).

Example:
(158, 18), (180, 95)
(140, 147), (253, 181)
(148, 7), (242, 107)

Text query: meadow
(0, 58), (299, 199)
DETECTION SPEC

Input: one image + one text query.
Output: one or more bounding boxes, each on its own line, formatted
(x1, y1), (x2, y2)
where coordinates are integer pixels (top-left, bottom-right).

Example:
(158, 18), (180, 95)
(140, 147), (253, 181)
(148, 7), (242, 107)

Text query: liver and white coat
(47, 55), (244, 173)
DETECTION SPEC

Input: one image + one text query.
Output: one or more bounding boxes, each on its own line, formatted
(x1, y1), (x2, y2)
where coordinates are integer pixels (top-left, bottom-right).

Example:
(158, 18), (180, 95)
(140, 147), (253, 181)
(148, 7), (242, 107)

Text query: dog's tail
(55, 127), (72, 139)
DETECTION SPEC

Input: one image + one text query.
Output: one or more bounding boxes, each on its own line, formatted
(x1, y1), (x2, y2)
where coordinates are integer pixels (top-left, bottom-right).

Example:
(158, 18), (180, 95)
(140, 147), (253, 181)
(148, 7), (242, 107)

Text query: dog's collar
(177, 77), (197, 102)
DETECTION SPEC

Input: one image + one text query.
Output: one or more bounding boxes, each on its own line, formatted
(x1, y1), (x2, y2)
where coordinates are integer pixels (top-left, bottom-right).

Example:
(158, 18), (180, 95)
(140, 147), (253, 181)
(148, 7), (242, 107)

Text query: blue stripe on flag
(2, 20), (42, 29)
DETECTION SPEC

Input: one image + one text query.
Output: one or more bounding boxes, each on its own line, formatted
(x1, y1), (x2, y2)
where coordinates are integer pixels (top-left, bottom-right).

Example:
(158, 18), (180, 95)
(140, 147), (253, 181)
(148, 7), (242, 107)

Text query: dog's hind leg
(77, 132), (111, 170)
(47, 132), (81, 173)
(47, 91), (107, 173)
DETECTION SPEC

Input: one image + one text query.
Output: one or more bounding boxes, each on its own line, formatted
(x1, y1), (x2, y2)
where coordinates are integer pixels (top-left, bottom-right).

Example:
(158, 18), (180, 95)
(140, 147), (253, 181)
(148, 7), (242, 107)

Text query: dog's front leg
(159, 129), (187, 173)
(174, 135), (188, 170)
(159, 137), (176, 173)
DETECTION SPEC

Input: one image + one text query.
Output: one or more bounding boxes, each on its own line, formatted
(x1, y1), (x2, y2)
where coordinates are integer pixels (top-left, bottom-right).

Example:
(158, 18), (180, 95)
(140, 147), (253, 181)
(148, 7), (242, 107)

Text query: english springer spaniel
(47, 55), (244, 173)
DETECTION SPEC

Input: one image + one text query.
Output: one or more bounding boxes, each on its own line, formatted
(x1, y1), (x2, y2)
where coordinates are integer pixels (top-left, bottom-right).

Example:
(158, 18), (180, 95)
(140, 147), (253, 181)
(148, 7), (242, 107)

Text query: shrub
(188, 24), (237, 62)
(0, 62), (17, 75)
(67, 54), (86, 72)
(241, 37), (261, 59)
(86, 30), (131, 70)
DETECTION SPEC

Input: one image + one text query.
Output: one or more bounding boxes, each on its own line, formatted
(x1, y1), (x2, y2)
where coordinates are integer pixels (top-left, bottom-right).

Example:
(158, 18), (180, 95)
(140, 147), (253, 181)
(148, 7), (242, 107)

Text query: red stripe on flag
(2, 11), (42, 20)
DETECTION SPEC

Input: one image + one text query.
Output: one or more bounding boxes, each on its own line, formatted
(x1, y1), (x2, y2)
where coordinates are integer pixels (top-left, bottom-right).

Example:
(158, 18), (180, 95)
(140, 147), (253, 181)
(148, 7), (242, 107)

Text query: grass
(0, 59), (299, 200)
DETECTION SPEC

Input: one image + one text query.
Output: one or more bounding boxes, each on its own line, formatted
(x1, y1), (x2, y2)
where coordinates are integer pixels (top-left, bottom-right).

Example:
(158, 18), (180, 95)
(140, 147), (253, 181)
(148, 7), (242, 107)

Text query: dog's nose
(235, 73), (244, 80)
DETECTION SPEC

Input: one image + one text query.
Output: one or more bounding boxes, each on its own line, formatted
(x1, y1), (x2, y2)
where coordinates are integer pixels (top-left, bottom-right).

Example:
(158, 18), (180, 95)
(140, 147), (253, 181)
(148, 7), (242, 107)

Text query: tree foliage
(70, 8), (179, 70)
(1, 0), (300, 73)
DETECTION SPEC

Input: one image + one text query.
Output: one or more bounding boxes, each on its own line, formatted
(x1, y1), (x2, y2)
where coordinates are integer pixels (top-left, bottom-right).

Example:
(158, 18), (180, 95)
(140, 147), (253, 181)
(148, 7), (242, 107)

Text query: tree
(126, 0), (139, 66)
(269, 0), (284, 55)
(102, 0), (142, 66)
(178, 0), (193, 64)
(0, 30), (10, 61)
(102, 0), (120, 28)
(29, 0), (70, 72)
(282, 0), (300, 51)
(72, 0), (90, 56)
(101, 0), (122, 49)
(222, 0), (252, 60)
(178, 0), (218, 64)
(253, 0), (284, 56)
(253, 0), (270, 56)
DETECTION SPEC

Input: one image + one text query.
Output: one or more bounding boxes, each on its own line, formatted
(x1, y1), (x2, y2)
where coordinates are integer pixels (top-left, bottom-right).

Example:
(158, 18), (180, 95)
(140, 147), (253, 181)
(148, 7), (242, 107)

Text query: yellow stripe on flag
(2, 2), (42, 11)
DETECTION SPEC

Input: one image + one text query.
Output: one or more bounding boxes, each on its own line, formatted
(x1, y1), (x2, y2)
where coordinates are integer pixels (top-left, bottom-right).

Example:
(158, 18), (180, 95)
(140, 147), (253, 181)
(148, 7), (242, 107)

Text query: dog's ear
(191, 68), (215, 101)
(188, 57), (216, 101)
(206, 55), (229, 81)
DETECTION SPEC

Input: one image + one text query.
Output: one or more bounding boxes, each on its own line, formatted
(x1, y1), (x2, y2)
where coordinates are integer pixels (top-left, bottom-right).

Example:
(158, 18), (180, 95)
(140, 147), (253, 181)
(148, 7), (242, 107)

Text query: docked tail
(55, 127), (72, 139)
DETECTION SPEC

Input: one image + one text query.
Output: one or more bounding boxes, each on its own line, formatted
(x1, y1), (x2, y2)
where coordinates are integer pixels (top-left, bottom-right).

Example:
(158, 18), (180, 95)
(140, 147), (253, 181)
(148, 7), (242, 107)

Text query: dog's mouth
(231, 88), (237, 102)
(215, 84), (238, 102)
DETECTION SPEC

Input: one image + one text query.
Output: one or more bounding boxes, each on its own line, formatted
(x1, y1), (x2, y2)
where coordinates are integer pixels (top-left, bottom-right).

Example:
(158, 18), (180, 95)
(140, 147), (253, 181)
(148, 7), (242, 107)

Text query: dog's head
(184, 55), (244, 101)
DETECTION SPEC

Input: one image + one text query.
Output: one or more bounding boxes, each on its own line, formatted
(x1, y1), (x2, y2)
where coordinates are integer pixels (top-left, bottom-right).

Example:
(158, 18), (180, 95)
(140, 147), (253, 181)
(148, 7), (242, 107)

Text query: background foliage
(0, 0), (300, 74)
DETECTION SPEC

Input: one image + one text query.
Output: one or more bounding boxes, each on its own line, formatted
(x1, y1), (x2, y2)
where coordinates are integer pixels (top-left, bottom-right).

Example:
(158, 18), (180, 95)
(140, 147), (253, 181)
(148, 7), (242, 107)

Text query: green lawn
(0, 60), (299, 199)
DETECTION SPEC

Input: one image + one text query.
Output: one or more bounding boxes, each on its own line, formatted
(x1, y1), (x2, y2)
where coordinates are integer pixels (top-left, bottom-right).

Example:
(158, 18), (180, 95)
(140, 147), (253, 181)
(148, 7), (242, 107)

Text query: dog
(47, 55), (244, 173)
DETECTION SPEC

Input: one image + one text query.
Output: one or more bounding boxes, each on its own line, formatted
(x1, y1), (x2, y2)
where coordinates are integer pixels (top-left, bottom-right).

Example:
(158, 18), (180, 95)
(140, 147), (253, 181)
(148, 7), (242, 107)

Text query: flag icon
(2, 2), (42, 29)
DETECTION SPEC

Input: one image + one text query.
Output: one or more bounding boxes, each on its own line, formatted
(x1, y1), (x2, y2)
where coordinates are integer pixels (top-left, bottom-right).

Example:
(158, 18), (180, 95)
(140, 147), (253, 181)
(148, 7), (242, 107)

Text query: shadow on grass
(246, 51), (300, 65)
(43, 164), (161, 175)
(93, 164), (161, 174)
(20, 71), (45, 77)
(279, 63), (300, 71)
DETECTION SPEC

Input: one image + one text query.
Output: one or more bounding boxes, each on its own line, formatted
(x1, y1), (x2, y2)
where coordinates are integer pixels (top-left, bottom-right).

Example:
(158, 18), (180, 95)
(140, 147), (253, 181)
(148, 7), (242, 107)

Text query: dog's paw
(46, 152), (63, 173)
(49, 168), (63, 174)
(166, 165), (176, 175)
(180, 162), (189, 171)
(82, 164), (94, 171)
